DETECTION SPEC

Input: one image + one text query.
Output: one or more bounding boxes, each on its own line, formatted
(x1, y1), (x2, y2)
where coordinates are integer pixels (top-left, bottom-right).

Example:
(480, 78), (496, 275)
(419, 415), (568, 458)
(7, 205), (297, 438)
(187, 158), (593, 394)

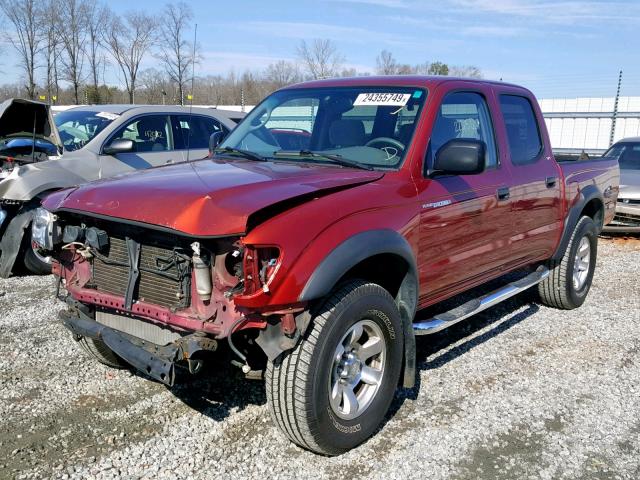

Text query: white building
(539, 96), (640, 152)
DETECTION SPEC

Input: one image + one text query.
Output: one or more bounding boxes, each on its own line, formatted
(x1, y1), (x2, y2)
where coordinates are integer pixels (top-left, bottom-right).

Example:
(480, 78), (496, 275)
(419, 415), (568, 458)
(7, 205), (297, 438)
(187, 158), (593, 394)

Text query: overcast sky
(3, 0), (640, 99)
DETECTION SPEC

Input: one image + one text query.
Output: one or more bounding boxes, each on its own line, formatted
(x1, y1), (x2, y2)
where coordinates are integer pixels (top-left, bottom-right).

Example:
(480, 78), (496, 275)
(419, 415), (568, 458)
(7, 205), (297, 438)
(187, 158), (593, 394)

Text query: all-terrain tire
(266, 280), (403, 456)
(538, 215), (598, 309)
(78, 337), (129, 369)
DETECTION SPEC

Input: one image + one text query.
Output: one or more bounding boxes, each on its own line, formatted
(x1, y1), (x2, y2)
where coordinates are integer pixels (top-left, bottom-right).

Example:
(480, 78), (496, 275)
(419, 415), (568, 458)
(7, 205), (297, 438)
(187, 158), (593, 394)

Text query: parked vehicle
(601, 137), (640, 232)
(0, 104), (240, 277)
(35, 76), (619, 455)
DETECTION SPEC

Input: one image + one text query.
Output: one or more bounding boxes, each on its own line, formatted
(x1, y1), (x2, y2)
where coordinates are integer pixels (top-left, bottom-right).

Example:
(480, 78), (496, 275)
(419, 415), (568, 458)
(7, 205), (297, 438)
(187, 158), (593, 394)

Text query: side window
(428, 91), (498, 171)
(499, 95), (543, 165)
(172, 115), (225, 150)
(109, 115), (171, 152)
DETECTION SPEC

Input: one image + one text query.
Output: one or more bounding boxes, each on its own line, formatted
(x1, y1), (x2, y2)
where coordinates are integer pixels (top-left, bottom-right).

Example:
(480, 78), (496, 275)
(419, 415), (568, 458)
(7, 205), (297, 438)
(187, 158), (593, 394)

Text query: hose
(227, 317), (250, 372)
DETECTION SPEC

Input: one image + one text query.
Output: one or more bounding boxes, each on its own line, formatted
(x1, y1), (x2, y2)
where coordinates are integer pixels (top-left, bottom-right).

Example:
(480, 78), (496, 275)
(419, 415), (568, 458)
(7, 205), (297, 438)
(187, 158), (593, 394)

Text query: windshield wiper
(214, 146), (267, 162)
(274, 150), (373, 171)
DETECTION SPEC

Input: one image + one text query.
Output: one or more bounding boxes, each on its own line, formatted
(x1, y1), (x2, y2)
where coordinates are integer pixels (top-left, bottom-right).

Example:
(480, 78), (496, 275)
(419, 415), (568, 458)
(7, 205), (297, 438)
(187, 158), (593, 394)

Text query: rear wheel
(266, 280), (403, 455)
(538, 215), (597, 309)
(78, 337), (129, 369)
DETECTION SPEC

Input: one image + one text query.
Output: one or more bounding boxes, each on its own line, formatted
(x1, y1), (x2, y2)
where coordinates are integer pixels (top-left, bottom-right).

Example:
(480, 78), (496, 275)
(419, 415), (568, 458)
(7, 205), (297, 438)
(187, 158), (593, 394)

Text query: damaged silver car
(0, 100), (241, 276)
(602, 137), (640, 233)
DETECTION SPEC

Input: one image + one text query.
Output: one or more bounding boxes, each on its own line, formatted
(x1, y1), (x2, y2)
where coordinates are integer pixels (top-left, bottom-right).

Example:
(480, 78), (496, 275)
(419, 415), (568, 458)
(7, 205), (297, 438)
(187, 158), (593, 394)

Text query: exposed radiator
(96, 311), (183, 346)
(92, 236), (191, 310)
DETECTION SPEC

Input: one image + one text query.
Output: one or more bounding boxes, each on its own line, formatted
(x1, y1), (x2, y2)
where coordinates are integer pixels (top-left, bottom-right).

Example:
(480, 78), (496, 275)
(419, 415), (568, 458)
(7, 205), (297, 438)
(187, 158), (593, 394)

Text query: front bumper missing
(59, 306), (218, 386)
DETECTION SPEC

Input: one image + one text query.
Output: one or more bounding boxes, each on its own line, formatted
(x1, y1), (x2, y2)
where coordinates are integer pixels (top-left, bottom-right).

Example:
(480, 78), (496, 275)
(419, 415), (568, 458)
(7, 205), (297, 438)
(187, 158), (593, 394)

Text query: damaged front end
(37, 210), (303, 385)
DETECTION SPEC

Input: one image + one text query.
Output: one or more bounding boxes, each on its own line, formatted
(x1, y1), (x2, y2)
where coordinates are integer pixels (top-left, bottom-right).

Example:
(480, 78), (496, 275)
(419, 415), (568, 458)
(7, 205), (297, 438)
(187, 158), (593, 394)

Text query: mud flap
(0, 208), (32, 278)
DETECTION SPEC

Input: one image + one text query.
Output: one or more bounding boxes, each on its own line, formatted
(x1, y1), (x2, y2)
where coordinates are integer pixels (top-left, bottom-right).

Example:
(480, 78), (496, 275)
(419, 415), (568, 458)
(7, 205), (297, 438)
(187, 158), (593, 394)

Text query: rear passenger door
(417, 88), (515, 303)
(497, 93), (563, 265)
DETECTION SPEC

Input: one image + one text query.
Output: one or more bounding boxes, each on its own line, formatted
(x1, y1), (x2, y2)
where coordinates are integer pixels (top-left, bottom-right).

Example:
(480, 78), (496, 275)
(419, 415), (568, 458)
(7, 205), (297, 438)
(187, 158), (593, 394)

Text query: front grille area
(92, 236), (191, 310)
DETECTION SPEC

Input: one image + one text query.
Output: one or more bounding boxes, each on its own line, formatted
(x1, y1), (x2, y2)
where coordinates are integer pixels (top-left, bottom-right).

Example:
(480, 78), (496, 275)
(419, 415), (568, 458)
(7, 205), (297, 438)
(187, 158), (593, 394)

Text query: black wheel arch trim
(552, 184), (604, 262)
(298, 228), (419, 388)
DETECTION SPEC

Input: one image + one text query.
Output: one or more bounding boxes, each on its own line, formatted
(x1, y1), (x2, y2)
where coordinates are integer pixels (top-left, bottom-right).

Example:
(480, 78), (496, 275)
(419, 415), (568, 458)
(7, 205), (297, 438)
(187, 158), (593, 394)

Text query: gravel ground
(0, 236), (639, 480)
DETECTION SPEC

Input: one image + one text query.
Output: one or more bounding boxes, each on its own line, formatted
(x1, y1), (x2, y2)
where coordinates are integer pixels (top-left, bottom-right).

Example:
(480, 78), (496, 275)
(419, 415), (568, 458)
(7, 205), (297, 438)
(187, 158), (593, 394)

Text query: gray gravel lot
(0, 237), (639, 480)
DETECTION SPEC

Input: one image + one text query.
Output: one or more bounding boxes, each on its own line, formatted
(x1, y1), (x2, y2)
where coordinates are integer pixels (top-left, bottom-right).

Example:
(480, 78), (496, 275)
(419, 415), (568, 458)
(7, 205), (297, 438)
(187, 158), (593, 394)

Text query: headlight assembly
(32, 208), (61, 251)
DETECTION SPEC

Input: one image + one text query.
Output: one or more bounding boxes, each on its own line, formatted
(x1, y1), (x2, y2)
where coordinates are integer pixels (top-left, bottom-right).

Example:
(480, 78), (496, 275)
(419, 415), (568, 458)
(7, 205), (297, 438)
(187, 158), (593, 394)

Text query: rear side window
(499, 95), (543, 165)
(428, 91), (498, 169)
(172, 115), (226, 150)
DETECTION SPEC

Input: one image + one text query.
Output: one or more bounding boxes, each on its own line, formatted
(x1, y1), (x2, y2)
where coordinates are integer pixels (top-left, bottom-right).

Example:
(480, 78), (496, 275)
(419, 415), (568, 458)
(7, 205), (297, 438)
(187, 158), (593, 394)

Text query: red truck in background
(34, 76), (619, 455)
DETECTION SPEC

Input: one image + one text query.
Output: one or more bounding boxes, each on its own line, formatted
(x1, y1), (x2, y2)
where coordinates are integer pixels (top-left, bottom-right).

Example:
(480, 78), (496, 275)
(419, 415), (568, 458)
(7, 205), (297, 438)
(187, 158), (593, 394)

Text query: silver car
(602, 137), (640, 233)
(0, 101), (241, 276)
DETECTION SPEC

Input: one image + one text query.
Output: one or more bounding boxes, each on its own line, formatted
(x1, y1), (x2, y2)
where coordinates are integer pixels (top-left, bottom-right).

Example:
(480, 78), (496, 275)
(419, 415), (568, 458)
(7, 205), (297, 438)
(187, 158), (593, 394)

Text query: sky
(4, 0), (640, 99)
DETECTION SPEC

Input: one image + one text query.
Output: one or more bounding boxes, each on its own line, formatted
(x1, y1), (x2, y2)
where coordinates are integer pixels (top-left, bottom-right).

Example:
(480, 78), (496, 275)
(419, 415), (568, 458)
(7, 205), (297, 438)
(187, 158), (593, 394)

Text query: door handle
(545, 176), (557, 188)
(496, 187), (510, 201)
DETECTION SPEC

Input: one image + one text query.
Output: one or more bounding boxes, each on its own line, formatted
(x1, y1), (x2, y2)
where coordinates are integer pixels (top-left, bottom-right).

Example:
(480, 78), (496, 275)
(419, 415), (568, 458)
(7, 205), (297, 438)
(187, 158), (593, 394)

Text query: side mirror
(432, 139), (486, 176)
(209, 131), (225, 155)
(103, 138), (134, 155)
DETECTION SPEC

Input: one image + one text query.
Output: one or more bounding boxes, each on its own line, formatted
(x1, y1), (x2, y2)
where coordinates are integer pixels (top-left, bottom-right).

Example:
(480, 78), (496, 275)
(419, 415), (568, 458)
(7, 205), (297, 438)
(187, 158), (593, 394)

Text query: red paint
(48, 76), (619, 337)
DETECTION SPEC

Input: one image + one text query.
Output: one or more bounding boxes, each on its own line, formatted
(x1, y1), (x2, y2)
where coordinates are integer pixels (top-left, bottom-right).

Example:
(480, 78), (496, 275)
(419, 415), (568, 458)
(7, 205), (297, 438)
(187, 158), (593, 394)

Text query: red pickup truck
(35, 76), (619, 455)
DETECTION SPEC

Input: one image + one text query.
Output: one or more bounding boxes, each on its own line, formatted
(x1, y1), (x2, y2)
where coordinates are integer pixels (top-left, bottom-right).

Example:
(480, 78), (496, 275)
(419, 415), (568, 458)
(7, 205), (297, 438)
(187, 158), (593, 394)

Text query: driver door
(416, 88), (516, 304)
(99, 115), (177, 177)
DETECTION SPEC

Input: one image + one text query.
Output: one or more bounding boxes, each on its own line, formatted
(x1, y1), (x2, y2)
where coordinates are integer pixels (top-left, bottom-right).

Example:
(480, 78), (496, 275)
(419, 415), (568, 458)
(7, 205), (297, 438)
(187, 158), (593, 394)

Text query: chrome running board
(413, 266), (550, 335)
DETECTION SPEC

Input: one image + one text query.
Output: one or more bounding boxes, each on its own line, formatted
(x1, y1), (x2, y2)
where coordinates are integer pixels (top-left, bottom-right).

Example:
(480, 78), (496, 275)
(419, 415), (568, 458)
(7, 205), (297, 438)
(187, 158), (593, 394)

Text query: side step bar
(413, 266), (549, 335)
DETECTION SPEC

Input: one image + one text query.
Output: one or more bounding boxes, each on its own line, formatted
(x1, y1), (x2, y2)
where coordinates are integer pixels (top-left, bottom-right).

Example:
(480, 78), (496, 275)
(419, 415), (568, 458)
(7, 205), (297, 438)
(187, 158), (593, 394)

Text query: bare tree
(264, 60), (301, 88)
(104, 11), (157, 104)
(449, 65), (483, 78)
(157, 1), (198, 105)
(85, 2), (109, 102)
(40, 0), (61, 102)
(296, 39), (344, 79)
(139, 68), (172, 104)
(0, 0), (43, 99)
(57, 0), (89, 104)
(375, 50), (398, 75)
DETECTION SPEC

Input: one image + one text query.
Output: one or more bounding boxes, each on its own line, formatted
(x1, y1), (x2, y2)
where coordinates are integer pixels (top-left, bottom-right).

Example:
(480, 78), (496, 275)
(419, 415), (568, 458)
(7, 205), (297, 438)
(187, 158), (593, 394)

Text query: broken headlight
(243, 246), (280, 294)
(32, 207), (61, 251)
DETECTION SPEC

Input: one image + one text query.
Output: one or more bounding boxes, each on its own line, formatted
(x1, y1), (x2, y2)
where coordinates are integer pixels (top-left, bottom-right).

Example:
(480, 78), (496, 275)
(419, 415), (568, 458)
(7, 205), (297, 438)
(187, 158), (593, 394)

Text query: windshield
(221, 86), (427, 169)
(54, 110), (119, 152)
(603, 142), (640, 170)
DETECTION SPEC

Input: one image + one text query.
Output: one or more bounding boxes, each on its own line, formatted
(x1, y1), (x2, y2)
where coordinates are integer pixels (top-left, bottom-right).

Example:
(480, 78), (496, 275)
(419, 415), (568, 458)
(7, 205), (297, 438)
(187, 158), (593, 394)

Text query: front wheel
(23, 240), (52, 275)
(266, 280), (403, 455)
(538, 215), (598, 309)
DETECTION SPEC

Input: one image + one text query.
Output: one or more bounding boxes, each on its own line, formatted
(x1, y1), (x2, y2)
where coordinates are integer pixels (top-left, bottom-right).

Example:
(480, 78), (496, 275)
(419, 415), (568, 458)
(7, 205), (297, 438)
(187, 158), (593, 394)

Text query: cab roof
(285, 75), (523, 91)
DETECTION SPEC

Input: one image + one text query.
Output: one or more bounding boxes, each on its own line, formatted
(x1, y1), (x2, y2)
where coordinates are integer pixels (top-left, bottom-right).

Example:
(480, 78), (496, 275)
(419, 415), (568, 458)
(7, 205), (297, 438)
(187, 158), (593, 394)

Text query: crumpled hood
(43, 158), (383, 236)
(619, 169), (640, 200)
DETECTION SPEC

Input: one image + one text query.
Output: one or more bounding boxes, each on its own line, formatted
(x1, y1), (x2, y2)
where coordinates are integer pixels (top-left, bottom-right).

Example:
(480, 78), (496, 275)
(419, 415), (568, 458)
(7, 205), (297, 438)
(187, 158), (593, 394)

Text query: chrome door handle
(545, 176), (557, 188)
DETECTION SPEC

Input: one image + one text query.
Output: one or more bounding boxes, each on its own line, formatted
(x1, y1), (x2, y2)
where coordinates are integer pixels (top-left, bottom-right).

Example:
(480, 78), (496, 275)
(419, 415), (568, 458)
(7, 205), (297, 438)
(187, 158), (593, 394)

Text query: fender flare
(298, 229), (419, 388)
(552, 184), (604, 262)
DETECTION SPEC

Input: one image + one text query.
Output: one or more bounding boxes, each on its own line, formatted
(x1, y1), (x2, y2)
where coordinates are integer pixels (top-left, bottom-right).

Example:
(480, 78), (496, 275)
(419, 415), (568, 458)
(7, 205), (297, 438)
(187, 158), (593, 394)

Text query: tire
(266, 280), (403, 455)
(78, 337), (129, 369)
(538, 215), (598, 309)
(23, 241), (52, 275)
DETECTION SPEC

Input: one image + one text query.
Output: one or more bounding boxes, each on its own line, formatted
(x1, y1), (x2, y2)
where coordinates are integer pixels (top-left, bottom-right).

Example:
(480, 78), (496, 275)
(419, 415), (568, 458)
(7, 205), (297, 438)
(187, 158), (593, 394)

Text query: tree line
(0, 1), (482, 106)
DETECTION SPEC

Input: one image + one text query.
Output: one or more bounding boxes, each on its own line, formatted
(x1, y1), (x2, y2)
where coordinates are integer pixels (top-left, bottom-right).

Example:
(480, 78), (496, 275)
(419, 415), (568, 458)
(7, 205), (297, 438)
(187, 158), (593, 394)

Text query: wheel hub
(329, 319), (387, 420)
(573, 236), (591, 290)
(337, 351), (362, 383)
